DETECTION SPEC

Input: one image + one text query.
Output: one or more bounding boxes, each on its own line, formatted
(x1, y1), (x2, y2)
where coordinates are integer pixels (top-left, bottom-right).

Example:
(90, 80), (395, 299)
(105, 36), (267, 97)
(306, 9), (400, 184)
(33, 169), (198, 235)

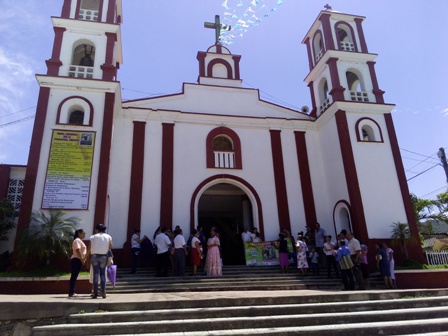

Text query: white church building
(1, 0), (423, 265)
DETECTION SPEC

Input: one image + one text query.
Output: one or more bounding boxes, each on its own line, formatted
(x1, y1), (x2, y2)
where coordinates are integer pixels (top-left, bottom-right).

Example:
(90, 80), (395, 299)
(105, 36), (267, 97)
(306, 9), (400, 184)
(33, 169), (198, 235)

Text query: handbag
(339, 254), (354, 270)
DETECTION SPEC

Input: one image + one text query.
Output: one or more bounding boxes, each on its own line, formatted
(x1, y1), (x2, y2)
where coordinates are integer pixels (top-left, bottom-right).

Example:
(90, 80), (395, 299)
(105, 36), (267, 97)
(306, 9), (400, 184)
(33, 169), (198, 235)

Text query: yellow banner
(42, 130), (95, 210)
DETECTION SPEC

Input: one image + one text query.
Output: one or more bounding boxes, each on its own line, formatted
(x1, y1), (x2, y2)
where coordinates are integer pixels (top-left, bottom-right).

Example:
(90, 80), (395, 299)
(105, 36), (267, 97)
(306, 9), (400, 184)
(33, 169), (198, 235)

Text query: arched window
(57, 96), (94, 126)
(318, 78), (331, 113)
(336, 23), (356, 51)
(346, 70), (369, 102)
(355, 118), (384, 143)
(78, 0), (100, 21)
(213, 136), (233, 151)
(206, 127), (242, 169)
(313, 31), (324, 62)
(68, 110), (85, 125)
(69, 43), (95, 78)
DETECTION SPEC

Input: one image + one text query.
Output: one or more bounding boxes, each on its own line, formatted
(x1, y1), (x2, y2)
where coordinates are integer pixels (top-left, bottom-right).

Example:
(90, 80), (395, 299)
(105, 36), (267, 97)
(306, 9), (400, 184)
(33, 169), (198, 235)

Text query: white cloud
(442, 108), (448, 117)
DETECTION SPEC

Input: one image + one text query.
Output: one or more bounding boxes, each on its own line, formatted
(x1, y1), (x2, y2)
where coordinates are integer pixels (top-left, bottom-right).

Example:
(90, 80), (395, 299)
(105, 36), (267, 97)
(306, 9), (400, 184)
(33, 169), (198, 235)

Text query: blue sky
(1, 0), (447, 200)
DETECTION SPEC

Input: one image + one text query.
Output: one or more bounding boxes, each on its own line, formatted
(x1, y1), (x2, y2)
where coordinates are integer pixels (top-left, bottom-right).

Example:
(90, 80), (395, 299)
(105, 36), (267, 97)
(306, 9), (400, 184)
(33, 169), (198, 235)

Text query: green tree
(0, 199), (18, 242)
(390, 221), (416, 260)
(411, 192), (448, 223)
(15, 209), (80, 269)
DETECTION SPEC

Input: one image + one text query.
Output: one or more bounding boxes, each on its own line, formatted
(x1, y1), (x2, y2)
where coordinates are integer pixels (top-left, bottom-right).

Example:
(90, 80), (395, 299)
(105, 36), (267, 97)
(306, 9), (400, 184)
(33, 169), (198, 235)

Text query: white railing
(214, 151), (235, 168)
(315, 49), (324, 62)
(69, 65), (94, 79)
(319, 97), (330, 113)
(350, 91), (369, 102)
(425, 251), (448, 266)
(340, 41), (355, 51)
(78, 8), (99, 21)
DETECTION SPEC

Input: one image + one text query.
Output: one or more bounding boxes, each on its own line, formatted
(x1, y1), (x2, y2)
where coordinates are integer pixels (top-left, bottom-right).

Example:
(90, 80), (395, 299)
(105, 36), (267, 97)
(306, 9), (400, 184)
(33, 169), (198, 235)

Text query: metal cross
(324, 4), (332, 10)
(204, 15), (231, 45)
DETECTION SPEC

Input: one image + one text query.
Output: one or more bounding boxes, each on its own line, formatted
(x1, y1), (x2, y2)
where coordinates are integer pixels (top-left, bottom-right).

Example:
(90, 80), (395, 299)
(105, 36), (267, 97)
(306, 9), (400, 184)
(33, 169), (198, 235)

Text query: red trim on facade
(335, 110), (368, 243)
(327, 57), (345, 101)
(197, 52), (206, 78)
(354, 117), (384, 143)
(0, 165), (11, 199)
(98, 0), (104, 22)
(206, 127), (242, 169)
(367, 61), (385, 104)
(93, 92), (115, 231)
(56, 96), (94, 126)
(46, 27), (66, 76)
(304, 37), (314, 71)
(102, 32), (117, 81)
(15, 88), (51, 237)
(332, 200), (353, 237)
(75, 0), (81, 19)
(61, 0), (71, 18)
(354, 18), (369, 53)
(160, 123), (175, 229)
(269, 130), (291, 233)
(107, 0), (117, 23)
(189, 174), (265, 240)
(319, 13), (335, 51)
(334, 21), (359, 52)
(206, 59), (233, 79)
(308, 81), (317, 117)
(232, 55), (241, 80)
(126, 121), (146, 240)
(294, 131), (317, 228)
(384, 113), (425, 263)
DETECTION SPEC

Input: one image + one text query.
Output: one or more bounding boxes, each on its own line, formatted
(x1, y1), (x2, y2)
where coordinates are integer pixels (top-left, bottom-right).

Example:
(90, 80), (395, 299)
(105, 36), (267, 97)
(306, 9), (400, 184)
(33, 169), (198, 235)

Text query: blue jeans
(69, 258), (82, 295)
(91, 254), (107, 294)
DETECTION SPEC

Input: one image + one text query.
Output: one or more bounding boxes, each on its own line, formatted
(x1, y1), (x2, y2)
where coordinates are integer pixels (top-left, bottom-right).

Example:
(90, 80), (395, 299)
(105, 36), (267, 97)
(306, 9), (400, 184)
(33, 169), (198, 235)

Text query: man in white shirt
(154, 227), (172, 277)
(173, 228), (188, 276)
(88, 224), (113, 298)
(346, 232), (365, 290)
(241, 227), (252, 243)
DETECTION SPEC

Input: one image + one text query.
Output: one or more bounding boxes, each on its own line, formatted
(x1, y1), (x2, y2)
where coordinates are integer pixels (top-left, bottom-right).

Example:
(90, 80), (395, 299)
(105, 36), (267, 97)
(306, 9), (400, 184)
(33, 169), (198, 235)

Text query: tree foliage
(411, 192), (448, 224)
(15, 209), (80, 269)
(390, 221), (415, 260)
(0, 199), (18, 242)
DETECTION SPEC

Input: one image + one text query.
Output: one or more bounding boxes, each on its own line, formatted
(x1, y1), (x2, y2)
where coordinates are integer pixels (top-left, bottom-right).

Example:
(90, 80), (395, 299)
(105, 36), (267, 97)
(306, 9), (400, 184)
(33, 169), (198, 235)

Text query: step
(33, 295), (448, 336)
(68, 296), (448, 324)
(32, 309), (448, 335)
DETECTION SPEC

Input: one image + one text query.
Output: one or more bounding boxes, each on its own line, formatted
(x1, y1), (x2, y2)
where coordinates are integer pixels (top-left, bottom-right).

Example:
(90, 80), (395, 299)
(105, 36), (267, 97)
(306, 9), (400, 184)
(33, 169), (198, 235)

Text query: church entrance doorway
(198, 183), (253, 265)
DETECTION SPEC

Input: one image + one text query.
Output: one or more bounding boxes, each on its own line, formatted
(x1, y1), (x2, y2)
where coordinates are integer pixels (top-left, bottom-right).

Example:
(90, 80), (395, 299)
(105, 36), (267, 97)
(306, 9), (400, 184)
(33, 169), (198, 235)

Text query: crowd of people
(274, 225), (396, 290)
(68, 223), (396, 298)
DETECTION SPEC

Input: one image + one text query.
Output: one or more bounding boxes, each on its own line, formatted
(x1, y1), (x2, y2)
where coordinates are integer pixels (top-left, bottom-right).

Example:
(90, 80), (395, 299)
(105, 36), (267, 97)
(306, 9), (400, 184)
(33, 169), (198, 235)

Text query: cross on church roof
(204, 15), (231, 45)
(324, 4), (332, 10)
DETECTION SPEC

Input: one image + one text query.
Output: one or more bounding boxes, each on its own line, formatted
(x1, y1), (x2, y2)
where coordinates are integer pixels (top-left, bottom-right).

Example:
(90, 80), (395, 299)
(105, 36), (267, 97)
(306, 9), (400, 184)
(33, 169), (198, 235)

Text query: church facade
(2, 0), (423, 264)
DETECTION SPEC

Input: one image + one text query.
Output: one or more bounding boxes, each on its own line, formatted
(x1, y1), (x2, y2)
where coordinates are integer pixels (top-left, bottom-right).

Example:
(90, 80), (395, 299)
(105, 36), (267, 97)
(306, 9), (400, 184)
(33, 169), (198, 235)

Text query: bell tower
(302, 7), (385, 117)
(300, 7), (422, 261)
(16, 0), (123, 235)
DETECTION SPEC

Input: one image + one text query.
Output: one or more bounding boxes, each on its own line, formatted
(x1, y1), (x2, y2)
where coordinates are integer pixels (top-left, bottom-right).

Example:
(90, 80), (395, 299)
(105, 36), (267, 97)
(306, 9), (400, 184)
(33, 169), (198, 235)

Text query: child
(309, 247), (319, 274)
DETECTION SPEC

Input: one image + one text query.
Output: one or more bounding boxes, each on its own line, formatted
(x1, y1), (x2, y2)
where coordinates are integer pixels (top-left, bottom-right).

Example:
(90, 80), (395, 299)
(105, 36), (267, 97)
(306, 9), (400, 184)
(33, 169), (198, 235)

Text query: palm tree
(16, 209), (80, 269)
(390, 221), (415, 260)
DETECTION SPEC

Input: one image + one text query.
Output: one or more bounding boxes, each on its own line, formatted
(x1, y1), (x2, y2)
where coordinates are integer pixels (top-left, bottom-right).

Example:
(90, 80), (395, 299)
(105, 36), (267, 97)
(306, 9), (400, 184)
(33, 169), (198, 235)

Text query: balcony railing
(78, 8), (99, 21)
(69, 65), (94, 79)
(315, 49), (324, 62)
(340, 41), (355, 51)
(214, 151), (235, 168)
(319, 97), (330, 113)
(350, 91), (369, 102)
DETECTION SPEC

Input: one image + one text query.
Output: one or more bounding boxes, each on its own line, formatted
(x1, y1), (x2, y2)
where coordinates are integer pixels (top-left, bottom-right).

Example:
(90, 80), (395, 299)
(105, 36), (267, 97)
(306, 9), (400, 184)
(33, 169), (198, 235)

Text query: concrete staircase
(108, 265), (378, 292)
(32, 290), (448, 335)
